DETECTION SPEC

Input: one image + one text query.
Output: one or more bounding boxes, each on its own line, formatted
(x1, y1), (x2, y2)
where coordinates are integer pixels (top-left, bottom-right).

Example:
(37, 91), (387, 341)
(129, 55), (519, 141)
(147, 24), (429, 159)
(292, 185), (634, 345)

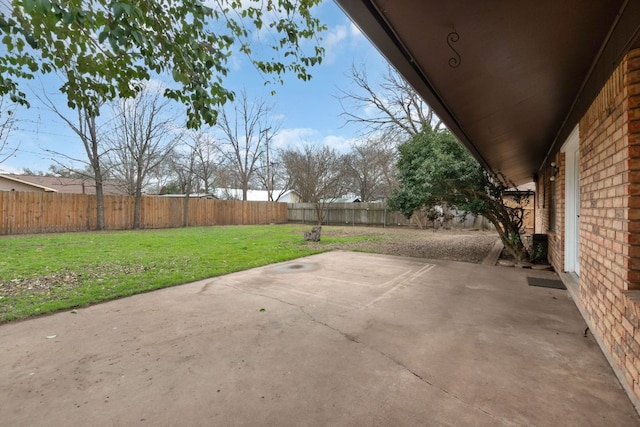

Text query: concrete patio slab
(1, 251), (638, 426)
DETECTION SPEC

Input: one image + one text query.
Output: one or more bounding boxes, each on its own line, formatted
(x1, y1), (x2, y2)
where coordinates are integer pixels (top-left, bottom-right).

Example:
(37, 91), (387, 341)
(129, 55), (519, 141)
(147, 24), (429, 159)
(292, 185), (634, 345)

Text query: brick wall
(577, 48), (640, 404)
(551, 153), (565, 272)
(536, 152), (564, 272)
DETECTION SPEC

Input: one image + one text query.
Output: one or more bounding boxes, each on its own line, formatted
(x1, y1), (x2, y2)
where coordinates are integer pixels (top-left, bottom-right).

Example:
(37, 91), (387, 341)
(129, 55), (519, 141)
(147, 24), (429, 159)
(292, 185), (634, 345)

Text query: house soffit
(335, 0), (640, 184)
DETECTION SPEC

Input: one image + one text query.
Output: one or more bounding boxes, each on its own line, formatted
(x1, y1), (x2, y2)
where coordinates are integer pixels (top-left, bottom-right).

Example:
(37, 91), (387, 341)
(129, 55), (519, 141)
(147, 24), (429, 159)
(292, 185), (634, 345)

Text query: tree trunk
(314, 202), (326, 226)
(304, 226), (322, 242)
(133, 174), (144, 229)
(492, 219), (528, 262)
(183, 195), (190, 227)
(242, 177), (249, 201)
(88, 118), (105, 231)
(95, 182), (105, 231)
(92, 162), (105, 231)
(503, 231), (529, 262)
(133, 191), (142, 229)
(411, 211), (424, 229)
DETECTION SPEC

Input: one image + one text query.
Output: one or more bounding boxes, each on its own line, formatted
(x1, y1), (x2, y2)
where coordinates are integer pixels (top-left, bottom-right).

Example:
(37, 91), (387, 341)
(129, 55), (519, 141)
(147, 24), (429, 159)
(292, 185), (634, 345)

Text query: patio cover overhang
(335, 0), (640, 185)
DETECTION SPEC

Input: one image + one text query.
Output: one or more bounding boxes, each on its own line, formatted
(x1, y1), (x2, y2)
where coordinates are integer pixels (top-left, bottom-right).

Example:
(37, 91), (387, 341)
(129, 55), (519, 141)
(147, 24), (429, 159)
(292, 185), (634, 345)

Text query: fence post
(383, 206), (386, 228)
(352, 205), (355, 227)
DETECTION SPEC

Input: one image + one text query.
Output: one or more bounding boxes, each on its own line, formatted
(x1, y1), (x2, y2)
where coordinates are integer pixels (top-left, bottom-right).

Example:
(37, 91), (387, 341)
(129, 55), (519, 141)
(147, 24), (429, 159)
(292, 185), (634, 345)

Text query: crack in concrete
(222, 283), (302, 309)
(223, 282), (516, 426)
(298, 307), (517, 427)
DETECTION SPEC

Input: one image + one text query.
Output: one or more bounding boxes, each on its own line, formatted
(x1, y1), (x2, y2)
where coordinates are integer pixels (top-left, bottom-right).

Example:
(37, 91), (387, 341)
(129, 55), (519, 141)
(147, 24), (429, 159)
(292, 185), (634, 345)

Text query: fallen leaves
(0, 263), (147, 298)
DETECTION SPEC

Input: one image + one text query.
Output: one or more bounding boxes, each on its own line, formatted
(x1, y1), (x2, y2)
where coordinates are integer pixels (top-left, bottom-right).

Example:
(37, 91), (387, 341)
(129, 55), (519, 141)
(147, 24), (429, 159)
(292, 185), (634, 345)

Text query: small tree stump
(304, 226), (322, 242)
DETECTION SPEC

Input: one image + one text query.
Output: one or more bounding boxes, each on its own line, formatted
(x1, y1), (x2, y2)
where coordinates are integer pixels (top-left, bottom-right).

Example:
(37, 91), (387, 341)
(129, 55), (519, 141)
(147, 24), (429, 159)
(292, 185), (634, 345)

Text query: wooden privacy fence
(0, 191), (288, 235)
(288, 202), (407, 226)
(287, 202), (496, 229)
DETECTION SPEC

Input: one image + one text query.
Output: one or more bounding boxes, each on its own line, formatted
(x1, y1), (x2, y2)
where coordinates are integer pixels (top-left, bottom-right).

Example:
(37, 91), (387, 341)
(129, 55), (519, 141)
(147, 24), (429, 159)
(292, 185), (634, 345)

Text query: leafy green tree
(0, 0), (326, 127)
(388, 129), (531, 261)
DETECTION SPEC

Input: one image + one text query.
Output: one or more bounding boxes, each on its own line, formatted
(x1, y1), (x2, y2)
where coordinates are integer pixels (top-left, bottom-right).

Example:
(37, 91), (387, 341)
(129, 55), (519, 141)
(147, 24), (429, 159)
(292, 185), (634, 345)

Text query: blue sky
(0, 1), (390, 174)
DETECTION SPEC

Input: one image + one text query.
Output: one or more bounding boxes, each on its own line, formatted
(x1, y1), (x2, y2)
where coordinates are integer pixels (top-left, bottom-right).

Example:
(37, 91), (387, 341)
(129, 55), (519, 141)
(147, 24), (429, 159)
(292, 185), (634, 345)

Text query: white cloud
(321, 19), (369, 65)
(329, 25), (349, 43)
(349, 22), (364, 39)
(271, 128), (356, 154)
(322, 24), (348, 63)
(0, 163), (22, 174)
(272, 128), (318, 150)
(321, 134), (357, 153)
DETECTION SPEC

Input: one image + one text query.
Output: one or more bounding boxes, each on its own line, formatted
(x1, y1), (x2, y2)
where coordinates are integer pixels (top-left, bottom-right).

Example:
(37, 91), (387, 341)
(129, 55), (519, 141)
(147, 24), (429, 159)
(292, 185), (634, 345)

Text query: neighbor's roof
(2, 174), (128, 195)
(0, 174), (57, 192)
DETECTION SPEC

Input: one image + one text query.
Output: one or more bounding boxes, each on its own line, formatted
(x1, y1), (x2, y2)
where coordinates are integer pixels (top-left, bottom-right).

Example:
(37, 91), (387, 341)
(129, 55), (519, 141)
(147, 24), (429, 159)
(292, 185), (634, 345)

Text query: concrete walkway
(1, 251), (638, 426)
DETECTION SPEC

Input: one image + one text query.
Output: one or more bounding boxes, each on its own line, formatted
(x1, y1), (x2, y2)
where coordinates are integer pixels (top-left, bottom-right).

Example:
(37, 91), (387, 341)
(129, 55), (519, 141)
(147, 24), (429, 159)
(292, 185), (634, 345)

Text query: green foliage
(159, 181), (182, 195)
(529, 242), (546, 264)
(388, 129), (532, 261)
(0, 0), (326, 128)
(388, 129), (482, 217)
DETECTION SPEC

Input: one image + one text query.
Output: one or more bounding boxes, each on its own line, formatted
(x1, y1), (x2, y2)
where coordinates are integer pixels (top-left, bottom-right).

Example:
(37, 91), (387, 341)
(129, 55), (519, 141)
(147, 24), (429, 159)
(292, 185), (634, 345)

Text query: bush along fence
(0, 191), (288, 235)
(287, 202), (497, 229)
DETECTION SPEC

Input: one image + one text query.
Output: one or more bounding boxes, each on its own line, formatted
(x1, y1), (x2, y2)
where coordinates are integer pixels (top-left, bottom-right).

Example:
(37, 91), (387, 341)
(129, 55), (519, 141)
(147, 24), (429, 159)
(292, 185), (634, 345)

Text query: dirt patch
(305, 226), (499, 264)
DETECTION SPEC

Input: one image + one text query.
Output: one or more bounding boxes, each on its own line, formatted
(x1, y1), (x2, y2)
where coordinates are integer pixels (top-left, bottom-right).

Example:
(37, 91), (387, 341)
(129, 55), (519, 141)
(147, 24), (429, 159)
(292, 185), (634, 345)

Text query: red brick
(628, 82), (640, 97)
(630, 120), (640, 135)
(628, 270), (640, 283)
(630, 95), (640, 109)
(626, 245), (640, 257)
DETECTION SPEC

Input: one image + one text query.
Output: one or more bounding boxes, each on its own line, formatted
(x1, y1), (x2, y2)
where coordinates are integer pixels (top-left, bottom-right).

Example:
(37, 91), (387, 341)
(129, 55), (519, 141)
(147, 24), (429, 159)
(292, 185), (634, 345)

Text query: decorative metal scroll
(447, 30), (461, 68)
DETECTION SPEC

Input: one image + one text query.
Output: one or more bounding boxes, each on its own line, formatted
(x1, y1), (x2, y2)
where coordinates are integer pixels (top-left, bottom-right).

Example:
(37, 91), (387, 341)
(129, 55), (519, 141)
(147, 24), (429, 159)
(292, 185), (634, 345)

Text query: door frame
(562, 125), (580, 275)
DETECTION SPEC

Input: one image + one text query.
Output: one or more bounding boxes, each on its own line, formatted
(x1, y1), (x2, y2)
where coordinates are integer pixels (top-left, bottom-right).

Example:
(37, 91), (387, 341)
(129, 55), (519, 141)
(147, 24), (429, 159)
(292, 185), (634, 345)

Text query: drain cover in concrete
(271, 262), (319, 273)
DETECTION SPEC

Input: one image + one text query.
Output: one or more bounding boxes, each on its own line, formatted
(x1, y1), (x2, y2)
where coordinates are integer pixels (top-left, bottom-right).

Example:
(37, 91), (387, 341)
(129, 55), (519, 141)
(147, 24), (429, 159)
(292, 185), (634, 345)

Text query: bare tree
(166, 146), (199, 227)
(148, 132), (216, 197)
(44, 98), (109, 230)
(338, 64), (442, 142)
(38, 62), (116, 230)
(190, 132), (220, 194)
(344, 137), (397, 201)
(281, 144), (348, 225)
(212, 162), (242, 199)
(146, 156), (176, 195)
(104, 83), (180, 228)
(215, 92), (280, 200)
(0, 97), (18, 165)
(255, 149), (292, 201)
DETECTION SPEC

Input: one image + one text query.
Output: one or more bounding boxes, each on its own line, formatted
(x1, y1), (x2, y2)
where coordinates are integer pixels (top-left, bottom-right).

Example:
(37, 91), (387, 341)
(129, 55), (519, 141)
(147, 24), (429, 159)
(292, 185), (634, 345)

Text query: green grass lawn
(0, 225), (377, 323)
